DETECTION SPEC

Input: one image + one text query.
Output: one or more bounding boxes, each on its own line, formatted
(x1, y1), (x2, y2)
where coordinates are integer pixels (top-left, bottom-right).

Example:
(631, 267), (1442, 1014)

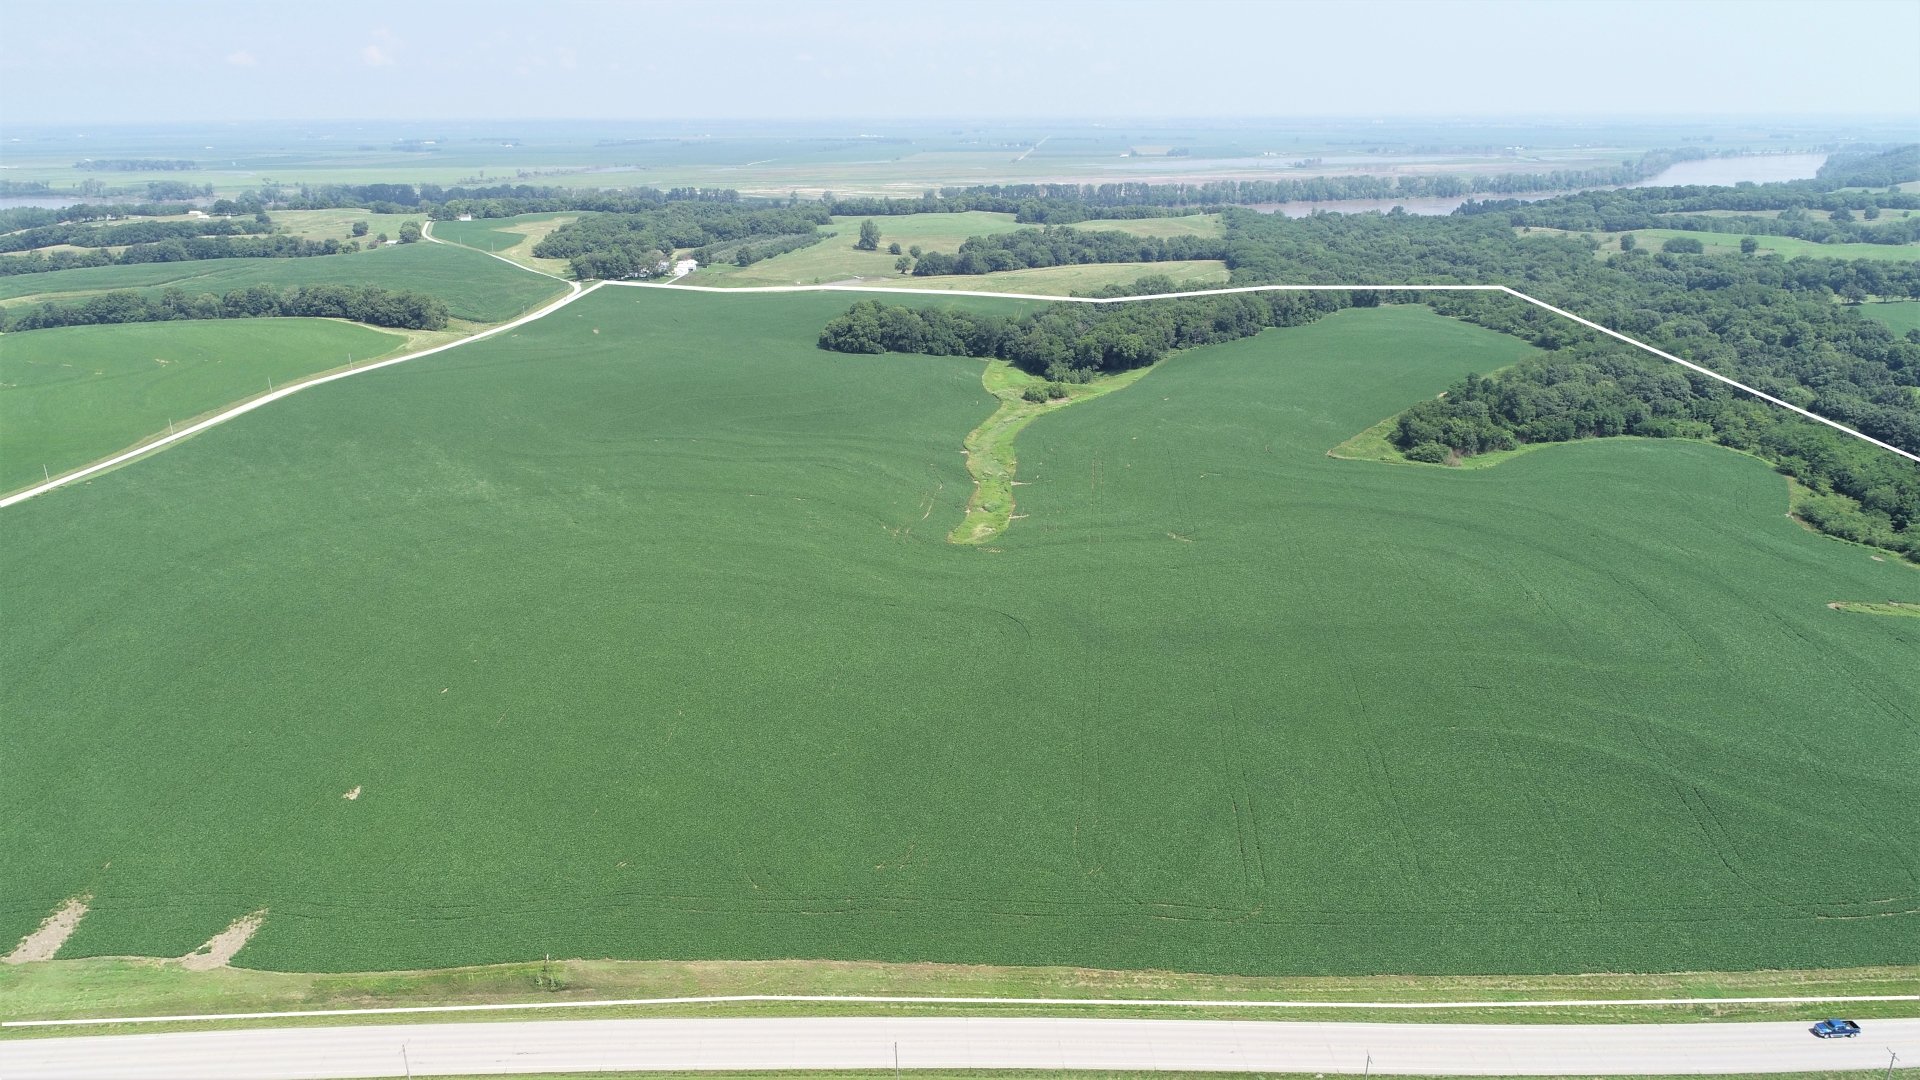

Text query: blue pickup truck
(1811, 1018), (1862, 1038)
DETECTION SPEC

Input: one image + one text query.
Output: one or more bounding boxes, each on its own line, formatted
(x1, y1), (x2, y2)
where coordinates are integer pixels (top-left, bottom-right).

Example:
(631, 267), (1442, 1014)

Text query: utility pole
(1363, 1052), (1372, 1079)
(1885, 1049), (1899, 1080)
(402, 1042), (412, 1079)
(894, 1040), (900, 1080)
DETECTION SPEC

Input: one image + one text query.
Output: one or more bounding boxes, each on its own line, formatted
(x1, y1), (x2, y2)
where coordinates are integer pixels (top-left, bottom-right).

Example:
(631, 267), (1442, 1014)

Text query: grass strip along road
(2, 1016), (1916, 1078)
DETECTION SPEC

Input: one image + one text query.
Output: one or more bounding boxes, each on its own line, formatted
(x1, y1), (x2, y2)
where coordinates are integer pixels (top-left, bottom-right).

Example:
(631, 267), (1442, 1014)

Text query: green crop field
(0, 242), (566, 324)
(881, 260), (1231, 295)
(266, 209), (421, 243)
(1860, 300), (1920, 336)
(1, 296), (1914, 981)
(429, 213), (580, 254)
(688, 212), (1032, 287)
(0, 318), (409, 495)
(690, 212), (1224, 290)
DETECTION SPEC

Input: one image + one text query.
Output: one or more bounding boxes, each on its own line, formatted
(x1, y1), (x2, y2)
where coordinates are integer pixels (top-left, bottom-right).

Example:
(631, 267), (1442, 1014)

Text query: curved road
(2, 1016), (1915, 1079)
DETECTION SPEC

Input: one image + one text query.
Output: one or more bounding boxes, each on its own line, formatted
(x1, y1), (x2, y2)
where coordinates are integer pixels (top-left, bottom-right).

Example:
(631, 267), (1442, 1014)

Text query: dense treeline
(1814, 144), (1920, 188)
(822, 200), (1920, 557)
(1388, 351), (1920, 558)
(909, 226), (1228, 276)
(4, 284), (449, 332)
(819, 290), (1354, 381)
(696, 231), (825, 268)
(0, 180), (212, 201)
(532, 204), (830, 279)
(0, 201), (208, 232)
(1213, 208), (1920, 557)
(0, 217), (270, 254)
(266, 182), (742, 219)
(826, 192), (1225, 224)
(0, 235), (367, 277)
(1464, 186), (1920, 246)
(73, 159), (198, 171)
(826, 148), (1716, 222)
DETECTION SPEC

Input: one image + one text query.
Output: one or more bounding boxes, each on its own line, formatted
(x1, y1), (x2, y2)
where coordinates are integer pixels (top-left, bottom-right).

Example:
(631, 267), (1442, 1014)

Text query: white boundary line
(4, 278), (1913, 512)
(0, 280), (595, 511)
(611, 279), (1920, 464)
(7, 990), (1916, 1029)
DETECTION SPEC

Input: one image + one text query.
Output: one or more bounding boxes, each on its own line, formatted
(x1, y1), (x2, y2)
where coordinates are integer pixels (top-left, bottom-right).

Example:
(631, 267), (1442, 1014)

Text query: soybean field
(1, 294), (1913, 978)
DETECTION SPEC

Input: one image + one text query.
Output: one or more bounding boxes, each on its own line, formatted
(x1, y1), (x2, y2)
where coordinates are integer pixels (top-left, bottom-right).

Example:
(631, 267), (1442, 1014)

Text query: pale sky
(2, 0), (1916, 124)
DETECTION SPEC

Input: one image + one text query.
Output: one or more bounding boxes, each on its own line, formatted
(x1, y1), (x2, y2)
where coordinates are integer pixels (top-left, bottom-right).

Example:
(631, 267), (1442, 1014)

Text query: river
(1254, 152), (1830, 217)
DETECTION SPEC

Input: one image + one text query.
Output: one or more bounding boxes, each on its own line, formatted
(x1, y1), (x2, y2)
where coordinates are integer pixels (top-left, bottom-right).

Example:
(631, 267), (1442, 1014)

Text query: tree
(1830, 207), (1854, 223)
(375, 233), (389, 244)
(1864, 205), (1881, 221)
(855, 219), (881, 251)
(1619, 233), (1636, 252)
(894, 255), (912, 275)
(887, 242), (902, 255)
(351, 220), (370, 238)
(908, 245), (923, 258)
(1740, 236), (1759, 255)
(398, 220), (422, 244)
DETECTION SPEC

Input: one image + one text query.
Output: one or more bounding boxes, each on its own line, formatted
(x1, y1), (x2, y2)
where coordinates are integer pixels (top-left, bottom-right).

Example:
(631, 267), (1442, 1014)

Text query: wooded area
(6, 284), (450, 332)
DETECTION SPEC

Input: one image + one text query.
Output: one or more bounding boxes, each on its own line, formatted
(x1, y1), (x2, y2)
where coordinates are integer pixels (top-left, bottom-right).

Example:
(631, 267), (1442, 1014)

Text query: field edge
(4, 956), (1916, 1034)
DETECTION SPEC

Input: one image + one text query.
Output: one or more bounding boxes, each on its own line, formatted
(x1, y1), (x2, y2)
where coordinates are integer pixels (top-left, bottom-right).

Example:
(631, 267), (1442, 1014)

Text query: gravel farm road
(2, 1015), (1916, 1079)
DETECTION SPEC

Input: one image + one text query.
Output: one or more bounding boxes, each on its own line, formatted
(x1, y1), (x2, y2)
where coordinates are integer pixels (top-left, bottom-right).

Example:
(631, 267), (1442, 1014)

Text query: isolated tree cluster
(6, 284), (450, 332)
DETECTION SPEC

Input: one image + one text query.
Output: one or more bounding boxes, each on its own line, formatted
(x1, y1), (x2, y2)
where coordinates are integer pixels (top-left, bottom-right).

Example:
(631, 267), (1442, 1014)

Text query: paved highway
(2, 1016), (1914, 1078)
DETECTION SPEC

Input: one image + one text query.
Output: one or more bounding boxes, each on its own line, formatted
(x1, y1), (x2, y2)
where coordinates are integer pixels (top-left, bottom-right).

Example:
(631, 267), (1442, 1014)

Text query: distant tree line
(5, 284), (449, 332)
(1462, 176), (1920, 246)
(1814, 144), (1920, 188)
(264, 182), (743, 218)
(818, 290), (1354, 383)
(73, 159), (199, 171)
(0, 180), (212, 201)
(0, 217), (271, 254)
(0, 235), (368, 277)
(532, 204), (830, 279)
(824, 149), (1718, 222)
(0, 201), (216, 232)
(825, 193), (1224, 225)
(908, 226), (1229, 276)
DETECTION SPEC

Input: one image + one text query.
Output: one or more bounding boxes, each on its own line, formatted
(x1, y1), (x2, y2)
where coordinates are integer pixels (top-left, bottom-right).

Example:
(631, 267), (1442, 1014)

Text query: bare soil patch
(179, 910), (266, 971)
(5, 894), (90, 964)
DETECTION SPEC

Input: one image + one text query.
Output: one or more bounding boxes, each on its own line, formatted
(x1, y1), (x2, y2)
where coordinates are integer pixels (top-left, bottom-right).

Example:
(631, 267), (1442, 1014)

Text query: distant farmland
(1, 293), (1913, 978)
(0, 318), (407, 493)
(0, 242), (567, 324)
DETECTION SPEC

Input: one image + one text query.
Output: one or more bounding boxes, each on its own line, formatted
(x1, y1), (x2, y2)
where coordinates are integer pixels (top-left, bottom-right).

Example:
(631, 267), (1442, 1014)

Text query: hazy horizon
(3, 0), (1916, 126)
